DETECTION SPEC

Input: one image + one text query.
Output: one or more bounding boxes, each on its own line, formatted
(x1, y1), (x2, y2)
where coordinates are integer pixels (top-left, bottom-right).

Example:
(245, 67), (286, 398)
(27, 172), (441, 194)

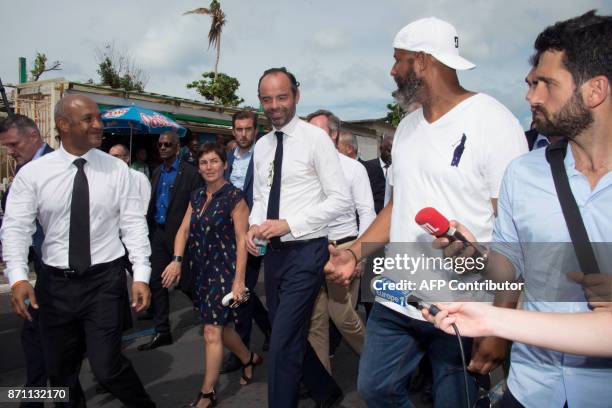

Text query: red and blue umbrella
(101, 106), (187, 137)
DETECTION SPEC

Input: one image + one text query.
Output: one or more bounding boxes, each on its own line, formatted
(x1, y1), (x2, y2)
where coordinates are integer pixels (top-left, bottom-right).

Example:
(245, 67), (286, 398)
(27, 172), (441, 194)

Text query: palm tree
(184, 0), (226, 87)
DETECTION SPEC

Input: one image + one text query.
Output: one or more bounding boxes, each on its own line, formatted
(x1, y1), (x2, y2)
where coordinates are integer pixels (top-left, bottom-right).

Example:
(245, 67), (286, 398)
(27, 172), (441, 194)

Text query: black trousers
(235, 254), (272, 347)
(36, 260), (155, 408)
(149, 227), (173, 334)
(20, 251), (48, 408)
(264, 238), (339, 407)
(20, 307), (47, 408)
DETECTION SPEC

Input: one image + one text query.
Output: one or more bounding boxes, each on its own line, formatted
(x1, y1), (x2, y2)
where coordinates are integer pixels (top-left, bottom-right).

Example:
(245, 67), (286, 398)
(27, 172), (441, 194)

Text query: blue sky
(2, 0), (611, 128)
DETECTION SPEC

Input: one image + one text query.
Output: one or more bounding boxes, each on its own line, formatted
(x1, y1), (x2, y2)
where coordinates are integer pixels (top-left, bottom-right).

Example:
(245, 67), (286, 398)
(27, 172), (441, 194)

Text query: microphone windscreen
(415, 207), (450, 237)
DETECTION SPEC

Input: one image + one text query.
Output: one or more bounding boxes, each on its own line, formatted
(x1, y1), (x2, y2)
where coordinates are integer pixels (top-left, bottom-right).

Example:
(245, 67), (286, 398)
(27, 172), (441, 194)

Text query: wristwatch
(172, 255), (183, 263)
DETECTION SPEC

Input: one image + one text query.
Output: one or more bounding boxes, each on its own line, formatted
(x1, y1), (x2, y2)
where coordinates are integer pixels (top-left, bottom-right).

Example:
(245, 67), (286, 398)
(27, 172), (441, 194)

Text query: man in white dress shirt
(246, 68), (351, 408)
(306, 109), (375, 372)
(109, 143), (151, 214)
(337, 131), (358, 159)
(1, 95), (155, 407)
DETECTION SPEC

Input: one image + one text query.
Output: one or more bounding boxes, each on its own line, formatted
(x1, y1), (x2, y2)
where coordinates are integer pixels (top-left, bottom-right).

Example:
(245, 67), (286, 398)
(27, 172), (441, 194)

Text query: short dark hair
(232, 110), (258, 128)
(531, 10), (612, 87)
(159, 131), (180, 146)
(305, 109), (341, 133)
(257, 67), (300, 97)
(0, 114), (39, 135)
(197, 142), (227, 163)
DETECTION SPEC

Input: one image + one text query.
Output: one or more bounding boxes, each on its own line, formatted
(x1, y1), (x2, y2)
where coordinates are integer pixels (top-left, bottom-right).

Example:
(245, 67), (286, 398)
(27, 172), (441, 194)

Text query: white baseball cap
(393, 17), (476, 70)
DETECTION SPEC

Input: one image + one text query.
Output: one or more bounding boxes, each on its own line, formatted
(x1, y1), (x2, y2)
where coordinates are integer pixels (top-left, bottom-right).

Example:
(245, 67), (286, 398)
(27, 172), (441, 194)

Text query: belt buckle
(329, 240), (338, 246)
(63, 269), (76, 278)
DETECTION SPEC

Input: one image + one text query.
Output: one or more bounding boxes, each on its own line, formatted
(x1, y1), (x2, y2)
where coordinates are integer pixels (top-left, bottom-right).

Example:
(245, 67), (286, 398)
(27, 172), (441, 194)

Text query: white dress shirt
(129, 167), (151, 215)
(1, 145), (152, 285)
(250, 115), (351, 241)
(328, 153), (376, 240)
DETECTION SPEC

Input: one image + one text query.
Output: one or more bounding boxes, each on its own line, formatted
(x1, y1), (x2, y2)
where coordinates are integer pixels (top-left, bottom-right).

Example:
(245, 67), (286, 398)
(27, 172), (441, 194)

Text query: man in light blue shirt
(492, 11), (612, 407)
(229, 145), (252, 190)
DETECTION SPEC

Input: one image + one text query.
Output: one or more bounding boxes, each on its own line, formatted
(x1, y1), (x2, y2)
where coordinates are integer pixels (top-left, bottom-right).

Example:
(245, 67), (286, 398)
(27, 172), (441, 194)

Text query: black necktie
(69, 158), (91, 273)
(384, 163), (389, 178)
(267, 131), (284, 249)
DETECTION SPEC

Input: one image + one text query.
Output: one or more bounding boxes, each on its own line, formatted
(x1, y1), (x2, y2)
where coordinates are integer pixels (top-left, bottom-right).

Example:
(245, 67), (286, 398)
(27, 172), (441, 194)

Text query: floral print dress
(189, 183), (245, 325)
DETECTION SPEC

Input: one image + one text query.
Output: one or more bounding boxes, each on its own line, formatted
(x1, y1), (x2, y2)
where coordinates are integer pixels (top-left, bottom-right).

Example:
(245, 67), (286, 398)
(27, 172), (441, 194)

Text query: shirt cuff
(286, 215), (310, 239)
(132, 265), (152, 284)
(7, 267), (30, 287)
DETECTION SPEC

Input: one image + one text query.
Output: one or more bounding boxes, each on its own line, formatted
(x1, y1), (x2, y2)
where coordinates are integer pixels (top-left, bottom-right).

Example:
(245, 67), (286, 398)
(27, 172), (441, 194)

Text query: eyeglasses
(158, 142), (174, 148)
(111, 154), (128, 158)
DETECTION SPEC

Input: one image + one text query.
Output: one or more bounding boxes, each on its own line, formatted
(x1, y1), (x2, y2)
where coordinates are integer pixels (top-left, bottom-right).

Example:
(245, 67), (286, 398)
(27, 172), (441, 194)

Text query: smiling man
(1, 95), (155, 407)
(246, 67), (351, 407)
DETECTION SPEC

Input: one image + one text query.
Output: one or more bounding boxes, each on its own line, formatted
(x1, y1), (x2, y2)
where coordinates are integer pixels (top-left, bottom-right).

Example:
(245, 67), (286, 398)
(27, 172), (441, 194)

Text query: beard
(237, 137), (253, 149)
(392, 69), (424, 111)
(265, 103), (296, 129)
(533, 90), (593, 140)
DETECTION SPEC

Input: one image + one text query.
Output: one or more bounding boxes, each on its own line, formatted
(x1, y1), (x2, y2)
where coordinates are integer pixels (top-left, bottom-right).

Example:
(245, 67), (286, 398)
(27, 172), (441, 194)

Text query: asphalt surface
(0, 275), (432, 408)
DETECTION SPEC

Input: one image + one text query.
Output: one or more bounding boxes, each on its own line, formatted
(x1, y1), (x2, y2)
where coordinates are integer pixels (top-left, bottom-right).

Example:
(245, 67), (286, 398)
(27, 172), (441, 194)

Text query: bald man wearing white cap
(324, 16), (527, 407)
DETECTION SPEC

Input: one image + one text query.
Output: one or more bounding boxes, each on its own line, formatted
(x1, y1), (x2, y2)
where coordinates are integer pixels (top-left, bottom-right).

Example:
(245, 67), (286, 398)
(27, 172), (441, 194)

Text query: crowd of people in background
(0, 9), (611, 408)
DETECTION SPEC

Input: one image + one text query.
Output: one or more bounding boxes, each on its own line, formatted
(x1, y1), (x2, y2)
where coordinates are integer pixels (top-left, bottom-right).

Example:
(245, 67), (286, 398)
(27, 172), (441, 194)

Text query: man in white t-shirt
(325, 17), (527, 407)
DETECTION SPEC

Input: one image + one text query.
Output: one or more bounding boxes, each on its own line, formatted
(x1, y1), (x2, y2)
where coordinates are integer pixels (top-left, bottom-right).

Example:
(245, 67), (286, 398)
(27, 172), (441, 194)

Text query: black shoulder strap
(545, 139), (600, 275)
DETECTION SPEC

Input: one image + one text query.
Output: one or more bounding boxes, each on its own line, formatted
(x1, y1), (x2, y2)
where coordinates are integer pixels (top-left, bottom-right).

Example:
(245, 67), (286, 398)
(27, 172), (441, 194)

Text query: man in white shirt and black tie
(246, 68), (351, 408)
(1, 95), (155, 407)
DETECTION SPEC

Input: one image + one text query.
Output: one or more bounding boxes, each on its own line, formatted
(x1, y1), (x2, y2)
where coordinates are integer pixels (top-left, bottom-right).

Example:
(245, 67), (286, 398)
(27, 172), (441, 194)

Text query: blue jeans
(358, 303), (480, 408)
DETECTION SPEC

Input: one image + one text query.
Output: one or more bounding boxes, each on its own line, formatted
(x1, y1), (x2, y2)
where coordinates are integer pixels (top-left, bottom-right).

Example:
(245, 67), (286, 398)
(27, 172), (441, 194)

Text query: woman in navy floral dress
(161, 143), (262, 408)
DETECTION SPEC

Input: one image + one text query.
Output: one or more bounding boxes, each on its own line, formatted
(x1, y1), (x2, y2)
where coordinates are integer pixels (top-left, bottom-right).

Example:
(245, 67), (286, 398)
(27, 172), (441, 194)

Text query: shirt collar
(379, 157), (389, 169)
(162, 157), (180, 173)
(566, 143), (580, 178)
(274, 115), (300, 138)
(234, 145), (254, 159)
(32, 143), (47, 161)
(58, 144), (96, 169)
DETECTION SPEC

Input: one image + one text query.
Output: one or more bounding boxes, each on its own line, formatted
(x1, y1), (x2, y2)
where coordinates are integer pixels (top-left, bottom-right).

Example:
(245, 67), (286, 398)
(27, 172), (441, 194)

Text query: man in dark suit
(221, 110), (272, 373)
(0, 114), (53, 406)
(138, 131), (203, 351)
(360, 135), (393, 214)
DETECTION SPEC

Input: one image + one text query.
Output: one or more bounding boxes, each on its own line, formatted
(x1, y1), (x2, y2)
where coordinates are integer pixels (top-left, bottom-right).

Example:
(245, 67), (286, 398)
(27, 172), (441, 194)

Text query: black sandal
(190, 389), (217, 407)
(241, 352), (263, 385)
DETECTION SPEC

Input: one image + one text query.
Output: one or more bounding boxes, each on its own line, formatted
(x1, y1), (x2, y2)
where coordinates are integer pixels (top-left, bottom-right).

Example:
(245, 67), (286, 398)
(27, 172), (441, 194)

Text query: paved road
(0, 281), (431, 408)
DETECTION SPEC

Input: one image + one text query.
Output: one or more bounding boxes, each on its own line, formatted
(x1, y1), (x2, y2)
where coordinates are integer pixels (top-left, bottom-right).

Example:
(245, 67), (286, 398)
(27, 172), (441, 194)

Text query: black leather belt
(329, 235), (357, 246)
(44, 257), (125, 279)
(270, 237), (327, 250)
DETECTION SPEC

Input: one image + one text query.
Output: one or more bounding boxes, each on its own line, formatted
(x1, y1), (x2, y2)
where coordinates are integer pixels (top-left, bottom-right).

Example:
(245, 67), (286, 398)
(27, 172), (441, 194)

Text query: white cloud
(2, 0), (611, 121)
